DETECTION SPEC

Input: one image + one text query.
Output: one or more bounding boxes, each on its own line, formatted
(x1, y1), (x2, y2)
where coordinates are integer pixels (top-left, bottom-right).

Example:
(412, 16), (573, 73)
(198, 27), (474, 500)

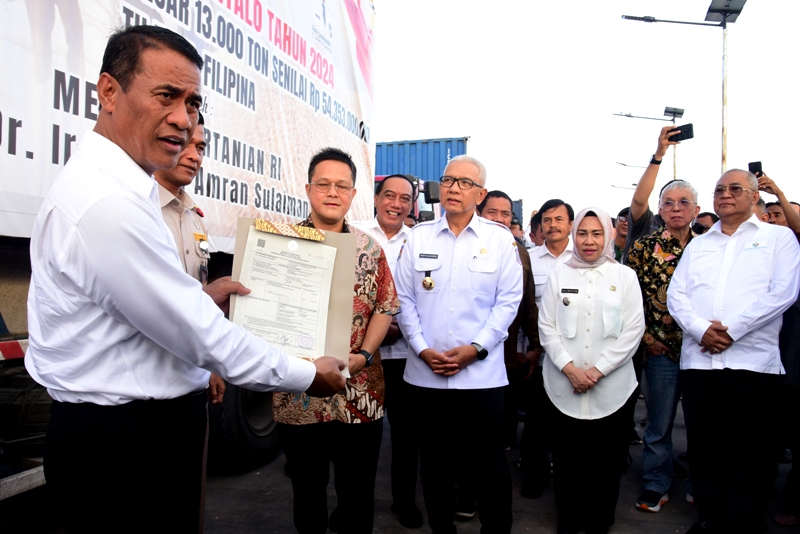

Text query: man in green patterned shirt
(627, 180), (700, 514)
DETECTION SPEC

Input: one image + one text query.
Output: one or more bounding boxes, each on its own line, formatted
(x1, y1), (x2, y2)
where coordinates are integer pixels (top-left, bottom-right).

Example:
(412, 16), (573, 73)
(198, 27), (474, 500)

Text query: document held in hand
(230, 218), (356, 376)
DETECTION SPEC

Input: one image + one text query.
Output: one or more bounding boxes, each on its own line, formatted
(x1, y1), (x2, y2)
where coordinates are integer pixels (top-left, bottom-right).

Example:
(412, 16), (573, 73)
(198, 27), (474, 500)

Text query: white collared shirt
(350, 217), (410, 360)
(395, 214), (523, 389)
(25, 130), (316, 405)
(539, 262), (645, 419)
(667, 215), (800, 374)
(530, 243), (573, 366)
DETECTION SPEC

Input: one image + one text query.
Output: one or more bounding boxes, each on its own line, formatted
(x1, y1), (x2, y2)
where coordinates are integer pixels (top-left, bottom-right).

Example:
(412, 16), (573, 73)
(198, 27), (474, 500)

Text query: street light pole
(722, 12), (729, 172)
(622, 1), (747, 175)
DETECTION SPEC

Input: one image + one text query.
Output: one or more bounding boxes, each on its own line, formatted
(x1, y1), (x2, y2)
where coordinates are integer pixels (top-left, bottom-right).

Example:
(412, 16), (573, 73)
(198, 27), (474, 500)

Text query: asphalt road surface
(1, 399), (794, 533)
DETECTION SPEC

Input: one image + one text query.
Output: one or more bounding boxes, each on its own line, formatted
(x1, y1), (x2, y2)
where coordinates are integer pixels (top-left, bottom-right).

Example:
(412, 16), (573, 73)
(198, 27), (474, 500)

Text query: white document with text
(232, 226), (337, 361)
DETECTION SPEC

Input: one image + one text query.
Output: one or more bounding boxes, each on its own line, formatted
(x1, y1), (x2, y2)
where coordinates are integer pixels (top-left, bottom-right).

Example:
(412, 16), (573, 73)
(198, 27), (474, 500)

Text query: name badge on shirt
(419, 253), (438, 259)
(746, 240), (768, 249)
(194, 233), (207, 242)
(561, 288), (579, 294)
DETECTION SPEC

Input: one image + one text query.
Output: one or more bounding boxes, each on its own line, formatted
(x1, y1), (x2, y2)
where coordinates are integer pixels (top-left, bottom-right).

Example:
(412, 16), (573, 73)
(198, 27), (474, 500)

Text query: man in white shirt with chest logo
(668, 169), (800, 534)
(395, 155), (522, 534)
(522, 199), (573, 498)
(351, 174), (422, 528)
(25, 25), (344, 533)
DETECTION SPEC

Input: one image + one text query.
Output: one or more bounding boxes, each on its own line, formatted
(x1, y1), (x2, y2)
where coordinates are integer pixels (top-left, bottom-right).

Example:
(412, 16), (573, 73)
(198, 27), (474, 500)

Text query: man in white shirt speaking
(395, 155), (522, 534)
(668, 169), (800, 534)
(26, 25), (345, 533)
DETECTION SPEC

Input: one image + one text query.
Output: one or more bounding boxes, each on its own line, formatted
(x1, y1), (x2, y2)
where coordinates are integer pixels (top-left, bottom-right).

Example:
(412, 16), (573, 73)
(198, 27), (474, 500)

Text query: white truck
(0, 0), (377, 497)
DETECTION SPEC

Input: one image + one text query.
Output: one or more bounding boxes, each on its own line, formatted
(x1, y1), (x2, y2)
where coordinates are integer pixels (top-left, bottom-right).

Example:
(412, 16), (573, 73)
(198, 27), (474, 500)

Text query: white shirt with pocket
(539, 261), (645, 419)
(667, 215), (800, 374)
(530, 244), (572, 366)
(395, 214), (523, 389)
(25, 131), (316, 405)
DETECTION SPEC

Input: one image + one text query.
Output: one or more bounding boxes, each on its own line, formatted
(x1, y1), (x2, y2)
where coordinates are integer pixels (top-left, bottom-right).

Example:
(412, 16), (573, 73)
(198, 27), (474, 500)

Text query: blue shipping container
(375, 137), (469, 183)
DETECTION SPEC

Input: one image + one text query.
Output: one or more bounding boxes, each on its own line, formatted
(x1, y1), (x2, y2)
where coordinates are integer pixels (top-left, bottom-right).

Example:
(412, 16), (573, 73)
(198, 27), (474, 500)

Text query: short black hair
(101, 25), (203, 92)
(375, 174), (417, 198)
(308, 147), (357, 185)
(477, 190), (513, 214)
(791, 201), (800, 209)
(197, 111), (204, 126)
(765, 202), (782, 210)
(538, 199), (574, 221)
(510, 216), (522, 228)
(530, 212), (542, 231)
(697, 211), (719, 223)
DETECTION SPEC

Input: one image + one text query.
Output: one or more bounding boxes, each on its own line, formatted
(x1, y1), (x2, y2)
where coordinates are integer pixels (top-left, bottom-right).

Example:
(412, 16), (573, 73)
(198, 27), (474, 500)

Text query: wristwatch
(357, 349), (373, 368)
(471, 342), (489, 361)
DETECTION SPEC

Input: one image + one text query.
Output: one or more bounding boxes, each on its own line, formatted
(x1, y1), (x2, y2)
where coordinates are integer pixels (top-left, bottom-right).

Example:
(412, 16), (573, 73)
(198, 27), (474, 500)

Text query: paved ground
(202, 399), (796, 534)
(1, 399), (795, 533)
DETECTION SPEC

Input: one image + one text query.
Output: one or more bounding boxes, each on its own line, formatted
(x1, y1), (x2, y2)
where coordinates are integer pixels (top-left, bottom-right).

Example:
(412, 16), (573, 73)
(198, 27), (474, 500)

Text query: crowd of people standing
(23, 25), (800, 534)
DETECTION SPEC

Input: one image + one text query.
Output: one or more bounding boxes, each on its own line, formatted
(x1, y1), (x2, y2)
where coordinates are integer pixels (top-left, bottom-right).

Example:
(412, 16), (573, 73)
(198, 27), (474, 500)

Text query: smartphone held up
(667, 124), (694, 143)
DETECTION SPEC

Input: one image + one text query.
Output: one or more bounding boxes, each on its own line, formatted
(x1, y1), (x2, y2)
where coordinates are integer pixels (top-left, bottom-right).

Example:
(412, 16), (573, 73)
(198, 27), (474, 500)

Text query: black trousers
(780, 383), (800, 516)
(549, 397), (627, 532)
(521, 366), (552, 490)
(410, 385), (512, 534)
(682, 369), (779, 533)
(278, 419), (383, 534)
(382, 359), (420, 508)
(44, 390), (208, 534)
(502, 366), (524, 448)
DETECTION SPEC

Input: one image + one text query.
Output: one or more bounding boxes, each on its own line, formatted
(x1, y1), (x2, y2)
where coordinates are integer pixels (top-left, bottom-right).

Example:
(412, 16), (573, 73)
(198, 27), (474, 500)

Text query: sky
(370, 0), (800, 220)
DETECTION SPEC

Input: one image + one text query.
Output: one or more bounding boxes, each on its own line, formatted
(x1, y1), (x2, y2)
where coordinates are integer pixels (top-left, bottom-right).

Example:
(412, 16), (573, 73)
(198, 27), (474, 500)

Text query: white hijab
(565, 207), (618, 269)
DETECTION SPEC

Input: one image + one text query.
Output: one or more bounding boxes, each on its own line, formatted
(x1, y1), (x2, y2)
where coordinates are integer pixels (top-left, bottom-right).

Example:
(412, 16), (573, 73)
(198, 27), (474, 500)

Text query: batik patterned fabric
(626, 227), (695, 363)
(273, 218), (399, 424)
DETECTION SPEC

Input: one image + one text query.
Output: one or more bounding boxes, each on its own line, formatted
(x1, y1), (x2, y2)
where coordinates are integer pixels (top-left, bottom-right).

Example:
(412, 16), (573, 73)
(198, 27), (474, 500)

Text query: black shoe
(521, 481), (546, 499)
(328, 507), (340, 533)
(390, 503), (424, 529)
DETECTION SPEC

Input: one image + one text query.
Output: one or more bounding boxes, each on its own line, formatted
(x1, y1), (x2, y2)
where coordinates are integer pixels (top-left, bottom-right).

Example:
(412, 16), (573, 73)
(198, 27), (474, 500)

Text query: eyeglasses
(439, 176), (480, 190)
(660, 199), (695, 210)
(310, 181), (353, 194)
(713, 184), (754, 197)
(617, 216), (628, 223)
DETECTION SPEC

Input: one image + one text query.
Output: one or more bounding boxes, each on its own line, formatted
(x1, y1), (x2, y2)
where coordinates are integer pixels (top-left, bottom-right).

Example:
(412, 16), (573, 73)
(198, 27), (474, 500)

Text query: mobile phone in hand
(667, 124), (694, 142)
(748, 161), (763, 177)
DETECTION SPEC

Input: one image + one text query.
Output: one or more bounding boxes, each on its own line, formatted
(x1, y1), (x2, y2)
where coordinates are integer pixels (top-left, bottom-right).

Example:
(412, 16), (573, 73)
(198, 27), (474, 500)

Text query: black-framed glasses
(439, 176), (479, 190)
(713, 184), (754, 197)
(310, 181), (353, 194)
(661, 199), (695, 210)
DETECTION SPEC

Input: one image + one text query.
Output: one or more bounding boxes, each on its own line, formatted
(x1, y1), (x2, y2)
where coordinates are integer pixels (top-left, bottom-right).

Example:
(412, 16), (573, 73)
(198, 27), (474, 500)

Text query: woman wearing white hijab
(538, 207), (645, 534)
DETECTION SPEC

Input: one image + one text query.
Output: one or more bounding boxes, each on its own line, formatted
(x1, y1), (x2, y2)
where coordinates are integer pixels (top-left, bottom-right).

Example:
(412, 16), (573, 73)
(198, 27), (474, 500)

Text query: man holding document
(25, 26), (345, 533)
(273, 148), (399, 534)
